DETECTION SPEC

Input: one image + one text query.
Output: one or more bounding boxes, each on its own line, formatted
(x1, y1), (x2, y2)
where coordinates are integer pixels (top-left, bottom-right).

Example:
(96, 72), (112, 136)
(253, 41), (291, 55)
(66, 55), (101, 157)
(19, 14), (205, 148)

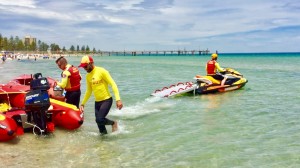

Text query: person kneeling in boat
(206, 53), (228, 86)
(56, 56), (82, 108)
(78, 55), (123, 135)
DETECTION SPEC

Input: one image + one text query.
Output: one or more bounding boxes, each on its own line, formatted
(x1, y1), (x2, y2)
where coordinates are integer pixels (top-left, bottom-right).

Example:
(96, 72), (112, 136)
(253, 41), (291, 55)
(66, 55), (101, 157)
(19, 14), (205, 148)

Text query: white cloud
(102, 0), (145, 11)
(0, 0), (36, 8)
(0, 0), (300, 52)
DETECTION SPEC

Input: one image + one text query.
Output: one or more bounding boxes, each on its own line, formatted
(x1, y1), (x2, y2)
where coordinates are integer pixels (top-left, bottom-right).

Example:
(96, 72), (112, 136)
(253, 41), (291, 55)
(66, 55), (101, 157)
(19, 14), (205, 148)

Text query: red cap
(78, 55), (94, 67)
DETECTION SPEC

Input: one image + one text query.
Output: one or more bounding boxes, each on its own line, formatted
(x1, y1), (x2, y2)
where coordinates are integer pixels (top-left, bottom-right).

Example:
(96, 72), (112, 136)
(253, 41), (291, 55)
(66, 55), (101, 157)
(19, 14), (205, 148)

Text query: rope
(25, 122), (45, 136)
(167, 82), (195, 97)
(154, 81), (196, 97)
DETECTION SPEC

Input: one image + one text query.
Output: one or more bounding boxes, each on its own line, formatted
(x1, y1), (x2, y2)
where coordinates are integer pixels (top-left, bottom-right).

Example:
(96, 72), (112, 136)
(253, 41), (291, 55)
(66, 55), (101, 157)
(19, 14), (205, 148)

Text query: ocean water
(0, 53), (300, 168)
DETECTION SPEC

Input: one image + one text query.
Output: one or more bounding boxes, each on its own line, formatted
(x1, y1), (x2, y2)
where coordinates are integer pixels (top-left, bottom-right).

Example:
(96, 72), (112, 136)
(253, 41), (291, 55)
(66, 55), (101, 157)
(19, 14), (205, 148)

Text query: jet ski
(194, 68), (247, 94)
(151, 68), (248, 97)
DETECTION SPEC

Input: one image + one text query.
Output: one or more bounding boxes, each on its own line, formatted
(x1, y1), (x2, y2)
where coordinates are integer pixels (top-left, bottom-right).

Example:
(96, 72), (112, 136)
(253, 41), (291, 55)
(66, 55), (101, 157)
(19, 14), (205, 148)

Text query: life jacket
(206, 60), (216, 75)
(65, 65), (81, 91)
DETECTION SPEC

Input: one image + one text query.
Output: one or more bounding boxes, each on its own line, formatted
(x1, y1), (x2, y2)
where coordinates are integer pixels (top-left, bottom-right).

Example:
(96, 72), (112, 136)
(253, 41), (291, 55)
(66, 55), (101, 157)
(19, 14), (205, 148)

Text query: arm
(57, 71), (70, 88)
(103, 70), (123, 110)
(81, 77), (92, 106)
(79, 77), (92, 112)
(215, 62), (225, 73)
(103, 70), (121, 101)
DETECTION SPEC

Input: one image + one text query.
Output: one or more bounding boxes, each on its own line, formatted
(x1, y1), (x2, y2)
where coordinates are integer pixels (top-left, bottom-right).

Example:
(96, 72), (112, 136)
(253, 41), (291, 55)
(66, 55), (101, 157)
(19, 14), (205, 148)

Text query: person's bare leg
(112, 121), (118, 132)
(221, 76), (228, 86)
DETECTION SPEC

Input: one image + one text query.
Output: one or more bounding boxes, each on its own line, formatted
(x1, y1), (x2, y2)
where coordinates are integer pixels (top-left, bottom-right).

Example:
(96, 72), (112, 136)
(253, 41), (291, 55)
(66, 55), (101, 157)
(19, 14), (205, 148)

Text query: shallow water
(1, 53), (300, 167)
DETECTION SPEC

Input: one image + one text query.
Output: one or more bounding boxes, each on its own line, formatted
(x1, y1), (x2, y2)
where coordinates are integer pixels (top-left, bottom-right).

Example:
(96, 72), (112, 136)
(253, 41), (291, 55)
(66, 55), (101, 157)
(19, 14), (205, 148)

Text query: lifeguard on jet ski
(151, 53), (248, 97)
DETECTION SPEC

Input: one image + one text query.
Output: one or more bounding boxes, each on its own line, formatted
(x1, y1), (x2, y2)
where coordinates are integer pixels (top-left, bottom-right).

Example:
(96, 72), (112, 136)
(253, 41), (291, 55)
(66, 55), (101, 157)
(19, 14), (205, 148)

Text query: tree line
(0, 34), (98, 54)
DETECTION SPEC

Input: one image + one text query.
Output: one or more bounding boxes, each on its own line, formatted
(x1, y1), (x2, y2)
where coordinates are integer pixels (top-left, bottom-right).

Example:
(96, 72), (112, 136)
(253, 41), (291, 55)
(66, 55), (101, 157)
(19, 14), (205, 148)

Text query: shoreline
(1, 53), (98, 61)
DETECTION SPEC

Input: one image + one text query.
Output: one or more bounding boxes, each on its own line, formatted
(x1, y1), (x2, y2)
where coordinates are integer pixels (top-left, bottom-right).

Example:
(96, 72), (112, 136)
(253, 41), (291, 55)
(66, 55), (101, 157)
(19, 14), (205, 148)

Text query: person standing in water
(78, 55), (123, 134)
(56, 56), (82, 108)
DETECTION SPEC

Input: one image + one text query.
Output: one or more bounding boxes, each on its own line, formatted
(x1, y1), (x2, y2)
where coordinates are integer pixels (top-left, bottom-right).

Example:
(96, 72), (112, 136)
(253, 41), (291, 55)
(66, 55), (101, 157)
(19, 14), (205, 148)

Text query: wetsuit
(57, 64), (81, 108)
(81, 66), (121, 134)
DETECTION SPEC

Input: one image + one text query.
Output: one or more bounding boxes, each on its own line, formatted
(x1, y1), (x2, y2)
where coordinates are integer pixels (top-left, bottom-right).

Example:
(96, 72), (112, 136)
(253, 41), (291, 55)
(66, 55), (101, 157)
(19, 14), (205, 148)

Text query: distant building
(23, 35), (36, 46)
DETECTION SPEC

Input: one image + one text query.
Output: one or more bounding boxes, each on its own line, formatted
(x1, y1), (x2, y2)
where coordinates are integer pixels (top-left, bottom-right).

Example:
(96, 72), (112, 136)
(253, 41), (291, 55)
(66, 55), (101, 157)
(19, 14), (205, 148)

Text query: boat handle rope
(163, 82), (194, 97)
(154, 82), (193, 93)
(25, 122), (46, 136)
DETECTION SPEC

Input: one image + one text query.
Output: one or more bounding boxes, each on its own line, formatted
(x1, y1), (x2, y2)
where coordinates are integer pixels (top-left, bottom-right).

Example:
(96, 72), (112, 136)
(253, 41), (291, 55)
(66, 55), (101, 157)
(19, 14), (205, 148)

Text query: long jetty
(98, 49), (210, 56)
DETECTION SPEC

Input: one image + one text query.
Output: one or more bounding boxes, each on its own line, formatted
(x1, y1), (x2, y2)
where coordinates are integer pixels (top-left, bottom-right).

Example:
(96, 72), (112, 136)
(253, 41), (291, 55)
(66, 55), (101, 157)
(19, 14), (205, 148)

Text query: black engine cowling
(24, 73), (51, 135)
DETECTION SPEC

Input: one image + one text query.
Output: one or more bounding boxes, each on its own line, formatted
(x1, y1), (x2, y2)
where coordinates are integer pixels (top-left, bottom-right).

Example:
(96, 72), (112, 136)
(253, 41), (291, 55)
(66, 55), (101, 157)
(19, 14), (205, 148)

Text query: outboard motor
(25, 73), (51, 135)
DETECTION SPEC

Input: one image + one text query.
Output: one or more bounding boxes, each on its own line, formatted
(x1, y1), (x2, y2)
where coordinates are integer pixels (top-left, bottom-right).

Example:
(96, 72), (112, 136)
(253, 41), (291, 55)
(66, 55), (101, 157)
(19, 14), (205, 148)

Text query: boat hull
(50, 99), (83, 130)
(0, 114), (18, 142)
(0, 74), (84, 142)
(195, 78), (248, 94)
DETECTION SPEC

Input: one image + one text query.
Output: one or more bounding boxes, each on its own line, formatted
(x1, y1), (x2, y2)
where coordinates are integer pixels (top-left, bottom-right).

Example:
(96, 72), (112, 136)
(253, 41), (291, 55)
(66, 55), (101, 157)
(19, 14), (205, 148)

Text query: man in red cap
(78, 55), (123, 134)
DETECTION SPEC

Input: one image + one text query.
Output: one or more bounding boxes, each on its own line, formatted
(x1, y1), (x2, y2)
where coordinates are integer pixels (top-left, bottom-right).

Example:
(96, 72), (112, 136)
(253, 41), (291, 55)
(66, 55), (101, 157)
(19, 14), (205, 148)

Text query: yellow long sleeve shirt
(81, 66), (121, 106)
(57, 64), (72, 89)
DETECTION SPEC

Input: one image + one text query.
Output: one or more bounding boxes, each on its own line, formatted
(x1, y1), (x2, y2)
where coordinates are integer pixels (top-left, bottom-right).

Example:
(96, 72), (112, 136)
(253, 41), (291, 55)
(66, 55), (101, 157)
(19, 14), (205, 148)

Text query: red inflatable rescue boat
(0, 73), (84, 142)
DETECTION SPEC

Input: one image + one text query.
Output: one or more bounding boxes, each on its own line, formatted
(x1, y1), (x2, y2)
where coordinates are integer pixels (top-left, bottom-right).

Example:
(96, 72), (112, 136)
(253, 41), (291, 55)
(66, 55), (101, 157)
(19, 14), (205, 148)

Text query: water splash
(110, 120), (130, 135)
(110, 96), (174, 119)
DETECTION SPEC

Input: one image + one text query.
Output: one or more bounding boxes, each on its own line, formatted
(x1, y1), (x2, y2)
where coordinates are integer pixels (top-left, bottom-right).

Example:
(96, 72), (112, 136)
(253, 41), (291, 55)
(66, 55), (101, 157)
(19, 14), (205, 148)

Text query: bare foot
(112, 121), (118, 132)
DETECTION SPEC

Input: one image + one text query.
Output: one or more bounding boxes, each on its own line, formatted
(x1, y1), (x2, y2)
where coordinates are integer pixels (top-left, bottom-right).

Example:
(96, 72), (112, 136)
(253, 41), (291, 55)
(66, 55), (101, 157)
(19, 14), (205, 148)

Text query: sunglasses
(83, 64), (89, 69)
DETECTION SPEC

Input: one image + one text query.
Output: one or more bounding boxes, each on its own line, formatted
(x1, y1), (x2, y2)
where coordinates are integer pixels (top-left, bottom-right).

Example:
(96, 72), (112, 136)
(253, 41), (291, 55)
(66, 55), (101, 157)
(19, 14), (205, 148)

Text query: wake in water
(110, 96), (175, 120)
(84, 120), (130, 136)
(82, 97), (173, 136)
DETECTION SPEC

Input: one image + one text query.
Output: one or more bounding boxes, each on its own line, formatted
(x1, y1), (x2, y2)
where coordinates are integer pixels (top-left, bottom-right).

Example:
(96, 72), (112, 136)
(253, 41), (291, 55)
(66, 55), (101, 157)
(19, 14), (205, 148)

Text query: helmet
(211, 53), (218, 59)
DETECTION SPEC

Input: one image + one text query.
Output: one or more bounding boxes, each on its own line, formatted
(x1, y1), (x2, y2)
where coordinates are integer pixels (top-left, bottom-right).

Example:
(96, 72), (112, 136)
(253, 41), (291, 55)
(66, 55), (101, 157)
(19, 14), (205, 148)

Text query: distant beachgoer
(206, 53), (228, 86)
(55, 56), (82, 108)
(78, 55), (123, 135)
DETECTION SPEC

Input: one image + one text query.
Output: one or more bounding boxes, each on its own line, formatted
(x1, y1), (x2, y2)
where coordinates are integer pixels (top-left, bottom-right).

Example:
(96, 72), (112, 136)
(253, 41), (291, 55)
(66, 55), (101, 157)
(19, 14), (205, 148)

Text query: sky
(0, 0), (300, 53)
